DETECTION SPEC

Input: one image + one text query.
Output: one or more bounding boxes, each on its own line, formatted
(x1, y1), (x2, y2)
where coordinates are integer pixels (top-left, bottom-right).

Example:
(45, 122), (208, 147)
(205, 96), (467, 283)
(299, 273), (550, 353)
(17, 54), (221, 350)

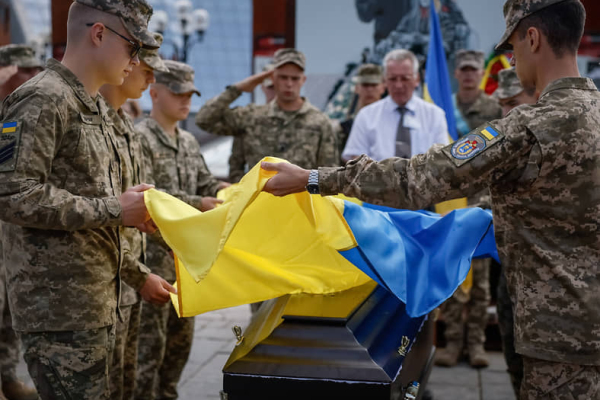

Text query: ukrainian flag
(145, 158), (497, 319)
(1, 122), (17, 134)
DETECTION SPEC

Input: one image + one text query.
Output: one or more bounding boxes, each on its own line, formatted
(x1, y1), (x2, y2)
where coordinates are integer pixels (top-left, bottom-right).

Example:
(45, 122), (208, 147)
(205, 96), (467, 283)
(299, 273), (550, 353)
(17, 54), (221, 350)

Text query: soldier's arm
(119, 237), (151, 291)
(195, 86), (250, 137)
(316, 117), (341, 167)
(0, 93), (122, 230)
(355, 0), (379, 22)
(228, 137), (246, 183)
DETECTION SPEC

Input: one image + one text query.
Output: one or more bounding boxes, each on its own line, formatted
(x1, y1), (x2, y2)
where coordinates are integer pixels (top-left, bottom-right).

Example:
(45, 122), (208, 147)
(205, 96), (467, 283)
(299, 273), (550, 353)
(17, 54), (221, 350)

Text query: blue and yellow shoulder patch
(442, 124), (504, 167)
(0, 121), (21, 172)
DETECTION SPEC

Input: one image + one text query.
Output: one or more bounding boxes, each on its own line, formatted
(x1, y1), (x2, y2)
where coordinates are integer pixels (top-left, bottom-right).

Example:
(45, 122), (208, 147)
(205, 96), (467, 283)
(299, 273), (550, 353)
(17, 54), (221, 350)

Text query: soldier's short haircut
(516, 0), (585, 57)
(66, 2), (122, 45)
(383, 49), (419, 77)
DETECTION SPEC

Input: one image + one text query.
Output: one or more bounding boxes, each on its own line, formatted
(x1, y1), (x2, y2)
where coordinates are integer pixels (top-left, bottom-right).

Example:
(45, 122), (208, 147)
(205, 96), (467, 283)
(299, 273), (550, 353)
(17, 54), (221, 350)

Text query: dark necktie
(395, 107), (411, 158)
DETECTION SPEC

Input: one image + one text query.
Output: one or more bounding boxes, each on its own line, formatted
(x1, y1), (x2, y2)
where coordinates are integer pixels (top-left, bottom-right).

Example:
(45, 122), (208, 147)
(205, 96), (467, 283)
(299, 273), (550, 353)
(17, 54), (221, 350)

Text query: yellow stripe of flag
(2, 127), (16, 134)
(480, 128), (495, 141)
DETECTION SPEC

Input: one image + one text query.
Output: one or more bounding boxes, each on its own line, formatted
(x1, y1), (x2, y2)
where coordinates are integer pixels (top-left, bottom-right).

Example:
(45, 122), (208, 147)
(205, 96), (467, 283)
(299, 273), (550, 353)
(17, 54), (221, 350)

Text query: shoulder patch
(0, 121), (21, 172)
(442, 124), (505, 167)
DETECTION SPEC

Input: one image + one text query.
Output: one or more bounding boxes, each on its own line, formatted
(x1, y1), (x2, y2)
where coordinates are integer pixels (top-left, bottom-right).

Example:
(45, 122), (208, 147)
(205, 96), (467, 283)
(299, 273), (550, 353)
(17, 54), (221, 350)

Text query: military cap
(0, 44), (42, 68)
(272, 48), (306, 71)
(154, 60), (200, 96)
(496, 0), (571, 50)
(139, 32), (168, 72)
(353, 64), (383, 84)
(262, 63), (275, 87)
(456, 50), (485, 70)
(494, 68), (524, 99)
(75, 0), (160, 49)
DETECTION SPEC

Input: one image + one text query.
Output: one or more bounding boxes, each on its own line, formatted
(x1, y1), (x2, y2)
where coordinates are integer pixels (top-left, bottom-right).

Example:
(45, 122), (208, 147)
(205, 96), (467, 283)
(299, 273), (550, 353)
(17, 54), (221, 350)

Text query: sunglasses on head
(86, 23), (141, 59)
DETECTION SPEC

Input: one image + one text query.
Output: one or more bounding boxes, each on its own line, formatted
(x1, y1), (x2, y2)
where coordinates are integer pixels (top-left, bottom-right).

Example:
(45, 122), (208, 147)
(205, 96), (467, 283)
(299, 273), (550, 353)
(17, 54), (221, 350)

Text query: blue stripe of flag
(2, 122), (17, 129)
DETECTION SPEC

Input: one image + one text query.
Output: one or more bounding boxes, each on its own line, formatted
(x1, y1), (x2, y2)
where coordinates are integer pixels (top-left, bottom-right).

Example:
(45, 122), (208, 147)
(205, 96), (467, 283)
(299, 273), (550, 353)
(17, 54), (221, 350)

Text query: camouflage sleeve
(195, 86), (251, 137)
(196, 153), (221, 197)
(228, 137), (246, 183)
(119, 236), (151, 291)
(316, 117), (341, 167)
(318, 115), (538, 209)
(0, 93), (122, 230)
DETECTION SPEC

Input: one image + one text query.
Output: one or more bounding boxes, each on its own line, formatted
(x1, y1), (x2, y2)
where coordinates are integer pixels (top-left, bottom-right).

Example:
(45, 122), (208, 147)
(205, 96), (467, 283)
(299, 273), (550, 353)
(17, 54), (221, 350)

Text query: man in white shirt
(342, 49), (449, 161)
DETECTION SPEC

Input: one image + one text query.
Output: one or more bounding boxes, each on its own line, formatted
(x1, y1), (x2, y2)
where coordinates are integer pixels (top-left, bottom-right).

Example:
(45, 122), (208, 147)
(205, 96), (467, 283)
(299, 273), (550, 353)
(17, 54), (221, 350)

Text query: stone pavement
(15, 305), (516, 400)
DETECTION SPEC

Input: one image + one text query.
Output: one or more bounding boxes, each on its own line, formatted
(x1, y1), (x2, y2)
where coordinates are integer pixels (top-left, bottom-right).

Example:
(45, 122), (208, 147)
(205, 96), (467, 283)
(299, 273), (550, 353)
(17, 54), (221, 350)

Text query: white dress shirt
(342, 94), (449, 161)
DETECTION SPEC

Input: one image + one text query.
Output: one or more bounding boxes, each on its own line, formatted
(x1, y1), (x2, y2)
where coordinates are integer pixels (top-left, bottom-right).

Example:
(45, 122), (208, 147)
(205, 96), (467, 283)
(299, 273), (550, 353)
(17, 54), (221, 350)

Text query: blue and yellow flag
(424, 0), (458, 141)
(145, 158), (498, 319)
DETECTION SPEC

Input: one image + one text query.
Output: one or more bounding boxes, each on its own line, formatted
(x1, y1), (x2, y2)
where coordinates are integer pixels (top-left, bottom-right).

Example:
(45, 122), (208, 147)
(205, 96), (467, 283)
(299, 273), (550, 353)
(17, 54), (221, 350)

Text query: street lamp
(150, 3), (210, 63)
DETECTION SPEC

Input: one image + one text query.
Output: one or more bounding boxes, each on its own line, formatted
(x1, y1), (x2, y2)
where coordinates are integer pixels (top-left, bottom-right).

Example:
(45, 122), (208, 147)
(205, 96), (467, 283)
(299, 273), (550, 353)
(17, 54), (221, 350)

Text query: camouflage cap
(494, 68), (524, 99)
(353, 63), (383, 84)
(456, 50), (485, 70)
(272, 48), (306, 71)
(139, 32), (168, 72)
(75, 0), (160, 50)
(154, 60), (200, 96)
(0, 44), (42, 68)
(496, 0), (570, 51)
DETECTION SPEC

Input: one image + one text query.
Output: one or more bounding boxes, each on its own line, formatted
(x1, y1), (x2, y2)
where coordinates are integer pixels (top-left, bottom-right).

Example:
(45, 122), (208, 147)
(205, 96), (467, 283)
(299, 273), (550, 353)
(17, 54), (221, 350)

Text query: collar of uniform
(267, 97), (314, 118)
(539, 77), (598, 100)
(46, 58), (99, 114)
(145, 117), (179, 151)
(106, 105), (130, 136)
(384, 94), (416, 115)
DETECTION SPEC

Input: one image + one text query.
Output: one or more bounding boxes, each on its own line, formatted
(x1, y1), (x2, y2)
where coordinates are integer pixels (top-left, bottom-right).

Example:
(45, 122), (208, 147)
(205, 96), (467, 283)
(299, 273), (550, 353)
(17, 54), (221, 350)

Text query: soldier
(262, 0), (600, 398)
(228, 63), (276, 183)
(337, 64), (385, 158)
(435, 49), (504, 369)
(196, 48), (339, 177)
(136, 60), (226, 400)
(0, 1), (176, 399)
(99, 32), (169, 400)
(493, 67), (538, 399)
(0, 44), (42, 400)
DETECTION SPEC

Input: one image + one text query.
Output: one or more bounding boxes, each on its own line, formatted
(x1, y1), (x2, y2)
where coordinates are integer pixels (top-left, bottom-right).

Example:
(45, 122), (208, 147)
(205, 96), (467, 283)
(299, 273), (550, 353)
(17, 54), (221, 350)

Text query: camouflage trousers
(21, 325), (116, 400)
(0, 278), (20, 385)
(135, 301), (194, 400)
(521, 357), (600, 400)
(442, 258), (491, 347)
(110, 301), (142, 400)
(497, 267), (523, 399)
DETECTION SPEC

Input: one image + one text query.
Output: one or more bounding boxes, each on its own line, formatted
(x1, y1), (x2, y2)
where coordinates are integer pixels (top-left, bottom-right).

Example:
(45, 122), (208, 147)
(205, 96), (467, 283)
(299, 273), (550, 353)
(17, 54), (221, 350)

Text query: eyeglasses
(86, 23), (141, 59)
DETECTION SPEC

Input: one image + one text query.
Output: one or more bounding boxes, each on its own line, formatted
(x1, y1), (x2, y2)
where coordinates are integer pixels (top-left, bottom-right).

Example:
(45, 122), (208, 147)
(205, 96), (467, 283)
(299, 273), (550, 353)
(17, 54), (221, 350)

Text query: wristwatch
(306, 169), (320, 194)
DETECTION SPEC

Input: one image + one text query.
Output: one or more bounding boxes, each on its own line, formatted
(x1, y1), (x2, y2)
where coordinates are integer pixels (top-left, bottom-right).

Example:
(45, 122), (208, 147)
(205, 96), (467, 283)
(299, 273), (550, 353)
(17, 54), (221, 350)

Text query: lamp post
(150, 1), (210, 64)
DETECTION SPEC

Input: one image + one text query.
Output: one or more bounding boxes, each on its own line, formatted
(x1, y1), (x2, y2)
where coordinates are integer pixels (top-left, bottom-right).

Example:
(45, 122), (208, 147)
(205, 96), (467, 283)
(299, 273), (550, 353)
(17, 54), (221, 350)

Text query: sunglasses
(86, 23), (141, 59)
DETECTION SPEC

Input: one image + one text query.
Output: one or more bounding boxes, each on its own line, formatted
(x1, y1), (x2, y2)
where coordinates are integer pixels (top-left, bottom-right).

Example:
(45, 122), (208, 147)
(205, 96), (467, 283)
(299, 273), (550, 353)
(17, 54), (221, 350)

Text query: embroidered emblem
(0, 121), (20, 172)
(451, 134), (486, 160)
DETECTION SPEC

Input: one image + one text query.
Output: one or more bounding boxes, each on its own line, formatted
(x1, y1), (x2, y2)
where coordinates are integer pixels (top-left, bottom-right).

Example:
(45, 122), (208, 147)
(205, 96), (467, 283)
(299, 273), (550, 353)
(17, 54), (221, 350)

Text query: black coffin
(221, 284), (436, 400)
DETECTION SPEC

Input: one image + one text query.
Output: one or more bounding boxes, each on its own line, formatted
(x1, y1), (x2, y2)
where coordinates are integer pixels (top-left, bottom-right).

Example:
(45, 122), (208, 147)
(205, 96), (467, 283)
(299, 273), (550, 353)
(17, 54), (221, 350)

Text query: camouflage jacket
(229, 136), (246, 183)
(318, 78), (600, 365)
(138, 117), (220, 280)
(0, 59), (125, 332)
(108, 107), (151, 306)
(196, 86), (339, 172)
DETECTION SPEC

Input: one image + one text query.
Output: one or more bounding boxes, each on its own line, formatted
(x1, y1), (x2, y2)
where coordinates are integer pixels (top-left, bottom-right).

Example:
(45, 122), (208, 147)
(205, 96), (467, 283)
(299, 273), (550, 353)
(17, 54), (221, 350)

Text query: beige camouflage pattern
(110, 302), (141, 400)
(495, 68), (524, 100)
(456, 49), (485, 70)
(0, 45), (42, 68)
(458, 91), (503, 135)
(272, 48), (306, 70)
(139, 32), (168, 73)
(135, 302), (194, 400)
(520, 357), (600, 400)
(22, 326), (115, 400)
(154, 60), (200, 96)
(353, 63), (383, 85)
(496, 0), (571, 50)
(0, 263), (19, 384)
(0, 58), (127, 332)
(196, 86), (339, 172)
(75, 0), (159, 49)
(318, 77), (600, 366)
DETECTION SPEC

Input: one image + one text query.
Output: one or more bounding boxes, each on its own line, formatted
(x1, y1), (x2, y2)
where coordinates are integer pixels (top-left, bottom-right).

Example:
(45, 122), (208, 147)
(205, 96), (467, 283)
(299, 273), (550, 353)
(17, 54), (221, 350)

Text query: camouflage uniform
(136, 60), (216, 400)
(107, 32), (168, 400)
(437, 49), (503, 367)
(0, 0), (158, 398)
(0, 44), (42, 400)
(196, 49), (339, 176)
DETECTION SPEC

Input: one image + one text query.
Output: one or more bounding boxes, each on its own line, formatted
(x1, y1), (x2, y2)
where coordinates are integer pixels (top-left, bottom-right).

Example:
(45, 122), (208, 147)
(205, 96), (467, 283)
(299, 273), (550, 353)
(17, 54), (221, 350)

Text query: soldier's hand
(0, 65), (17, 86)
(234, 69), (274, 93)
(136, 219), (158, 234)
(262, 162), (310, 197)
(200, 196), (223, 212)
(120, 183), (155, 227)
(140, 273), (177, 304)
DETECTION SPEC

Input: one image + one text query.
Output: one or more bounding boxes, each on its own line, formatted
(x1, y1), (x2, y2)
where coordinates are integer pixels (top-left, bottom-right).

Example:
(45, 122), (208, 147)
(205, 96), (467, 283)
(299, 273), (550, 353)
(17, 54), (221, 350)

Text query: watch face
(306, 184), (319, 195)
